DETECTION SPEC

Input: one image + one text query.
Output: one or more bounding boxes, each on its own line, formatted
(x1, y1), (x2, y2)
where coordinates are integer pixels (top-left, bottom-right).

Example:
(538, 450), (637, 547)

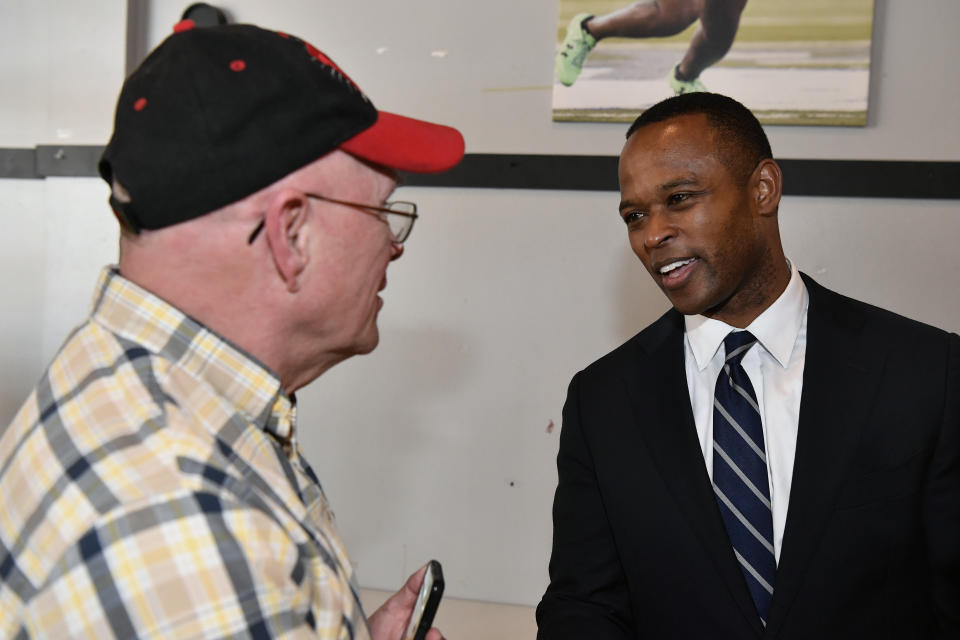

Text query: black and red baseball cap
(99, 22), (465, 232)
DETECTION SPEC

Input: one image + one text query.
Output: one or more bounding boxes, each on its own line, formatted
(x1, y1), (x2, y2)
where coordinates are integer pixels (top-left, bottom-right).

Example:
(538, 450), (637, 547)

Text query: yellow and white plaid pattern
(0, 267), (370, 639)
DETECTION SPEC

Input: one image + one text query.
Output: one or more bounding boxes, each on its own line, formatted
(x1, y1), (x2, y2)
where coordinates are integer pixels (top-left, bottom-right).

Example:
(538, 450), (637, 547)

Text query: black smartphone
(403, 560), (444, 640)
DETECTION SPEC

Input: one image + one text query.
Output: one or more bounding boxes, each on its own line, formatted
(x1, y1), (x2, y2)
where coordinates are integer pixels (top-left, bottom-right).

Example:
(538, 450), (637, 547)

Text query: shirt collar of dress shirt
(684, 259), (807, 371)
(90, 266), (296, 443)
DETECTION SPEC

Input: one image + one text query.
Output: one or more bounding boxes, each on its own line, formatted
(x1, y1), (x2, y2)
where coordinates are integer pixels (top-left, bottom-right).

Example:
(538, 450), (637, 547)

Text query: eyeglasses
(247, 193), (418, 245)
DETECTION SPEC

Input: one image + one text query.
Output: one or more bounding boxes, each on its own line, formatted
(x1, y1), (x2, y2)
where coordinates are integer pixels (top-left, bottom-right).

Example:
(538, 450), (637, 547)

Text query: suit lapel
(764, 275), (885, 636)
(625, 310), (765, 636)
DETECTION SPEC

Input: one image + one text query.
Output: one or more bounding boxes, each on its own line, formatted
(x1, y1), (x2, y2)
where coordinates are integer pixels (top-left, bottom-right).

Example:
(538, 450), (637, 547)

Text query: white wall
(0, 0), (124, 423)
(1, 0), (958, 621)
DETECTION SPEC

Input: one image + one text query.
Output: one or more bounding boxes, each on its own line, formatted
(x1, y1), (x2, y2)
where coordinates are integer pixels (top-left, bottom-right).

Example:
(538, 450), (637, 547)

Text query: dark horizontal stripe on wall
(0, 148), (39, 179)
(2, 147), (958, 199)
(404, 154), (621, 192)
(779, 159), (960, 199)
(403, 154), (960, 200)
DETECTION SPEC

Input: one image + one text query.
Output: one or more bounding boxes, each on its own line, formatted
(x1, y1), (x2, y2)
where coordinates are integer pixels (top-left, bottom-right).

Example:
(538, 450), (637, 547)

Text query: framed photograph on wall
(552, 0), (876, 126)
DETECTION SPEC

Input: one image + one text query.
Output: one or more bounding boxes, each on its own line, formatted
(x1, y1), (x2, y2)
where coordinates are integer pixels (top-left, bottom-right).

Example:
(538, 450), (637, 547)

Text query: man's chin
(353, 330), (380, 355)
(664, 291), (710, 317)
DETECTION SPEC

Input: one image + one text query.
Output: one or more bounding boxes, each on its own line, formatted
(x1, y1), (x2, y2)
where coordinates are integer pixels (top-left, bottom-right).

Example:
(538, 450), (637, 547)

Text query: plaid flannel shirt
(0, 267), (370, 639)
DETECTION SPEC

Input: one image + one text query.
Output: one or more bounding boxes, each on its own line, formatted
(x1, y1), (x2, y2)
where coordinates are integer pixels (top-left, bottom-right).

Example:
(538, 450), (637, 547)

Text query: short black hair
(625, 93), (772, 182)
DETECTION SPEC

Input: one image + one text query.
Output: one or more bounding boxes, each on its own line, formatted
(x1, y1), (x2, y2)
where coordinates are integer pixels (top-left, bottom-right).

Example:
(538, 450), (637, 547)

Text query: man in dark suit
(536, 93), (959, 638)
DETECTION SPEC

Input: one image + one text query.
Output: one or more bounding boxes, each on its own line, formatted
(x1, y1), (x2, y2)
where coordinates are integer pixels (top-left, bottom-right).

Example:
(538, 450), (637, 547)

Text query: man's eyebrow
(619, 176), (701, 209)
(658, 177), (699, 191)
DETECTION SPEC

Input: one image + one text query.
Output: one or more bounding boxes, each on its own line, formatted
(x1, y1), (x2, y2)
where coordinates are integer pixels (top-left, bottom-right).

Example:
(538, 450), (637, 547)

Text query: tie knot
(723, 331), (757, 365)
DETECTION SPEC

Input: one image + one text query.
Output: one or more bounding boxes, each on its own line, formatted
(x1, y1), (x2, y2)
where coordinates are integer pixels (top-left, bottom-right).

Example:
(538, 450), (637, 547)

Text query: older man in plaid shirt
(0, 21), (463, 640)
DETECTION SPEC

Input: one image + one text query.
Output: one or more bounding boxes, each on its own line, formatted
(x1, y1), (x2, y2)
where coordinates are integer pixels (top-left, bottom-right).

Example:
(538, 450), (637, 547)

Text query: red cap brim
(339, 111), (465, 174)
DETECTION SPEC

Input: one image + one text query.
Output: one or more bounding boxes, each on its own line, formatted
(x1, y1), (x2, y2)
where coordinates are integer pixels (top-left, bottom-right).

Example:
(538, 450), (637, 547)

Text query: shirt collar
(684, 259), (808, 370)
(89, 266), (296, 443)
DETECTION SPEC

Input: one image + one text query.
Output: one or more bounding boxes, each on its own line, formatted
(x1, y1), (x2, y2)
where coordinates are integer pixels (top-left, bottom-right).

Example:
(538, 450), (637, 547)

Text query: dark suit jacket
(537, 274), (959, 639)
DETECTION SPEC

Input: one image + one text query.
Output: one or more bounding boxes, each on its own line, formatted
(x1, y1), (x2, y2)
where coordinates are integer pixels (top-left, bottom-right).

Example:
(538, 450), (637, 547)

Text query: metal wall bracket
(36, 145), (104, 178)
(0, 145), (103, 180)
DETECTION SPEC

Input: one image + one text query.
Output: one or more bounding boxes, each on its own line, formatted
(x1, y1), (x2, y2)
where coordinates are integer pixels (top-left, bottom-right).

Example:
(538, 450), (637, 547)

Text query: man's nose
(643, 211), (674, 249)
(390, 241), (404, 261)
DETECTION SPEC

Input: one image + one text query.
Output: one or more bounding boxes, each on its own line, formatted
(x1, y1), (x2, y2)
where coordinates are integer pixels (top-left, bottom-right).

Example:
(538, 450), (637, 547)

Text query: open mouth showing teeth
(659, 258), (696, 275)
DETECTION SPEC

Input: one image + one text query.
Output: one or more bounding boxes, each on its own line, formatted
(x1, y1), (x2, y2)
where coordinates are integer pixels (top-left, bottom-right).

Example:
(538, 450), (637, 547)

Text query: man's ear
(753, 158), (783, 217)
(263, 190), (311, 293)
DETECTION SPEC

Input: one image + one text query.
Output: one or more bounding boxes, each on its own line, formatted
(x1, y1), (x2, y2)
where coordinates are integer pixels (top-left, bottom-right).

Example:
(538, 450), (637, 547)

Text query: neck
(119, 224), (287, 372)
(706, 251), (791, 328)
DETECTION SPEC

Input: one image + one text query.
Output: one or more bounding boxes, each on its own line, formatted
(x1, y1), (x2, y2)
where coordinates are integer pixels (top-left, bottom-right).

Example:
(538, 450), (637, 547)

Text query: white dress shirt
(683, 260), (809, 563)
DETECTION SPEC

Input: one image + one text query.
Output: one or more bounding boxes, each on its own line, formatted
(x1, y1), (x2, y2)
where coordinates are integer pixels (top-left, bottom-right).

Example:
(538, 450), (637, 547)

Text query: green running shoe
(668, 65), (708, 95)
(556, 13), (596, 87)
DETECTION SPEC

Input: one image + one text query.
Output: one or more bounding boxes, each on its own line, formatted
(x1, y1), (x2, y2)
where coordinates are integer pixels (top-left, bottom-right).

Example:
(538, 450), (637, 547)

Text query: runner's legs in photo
(556, 0), (748, 93)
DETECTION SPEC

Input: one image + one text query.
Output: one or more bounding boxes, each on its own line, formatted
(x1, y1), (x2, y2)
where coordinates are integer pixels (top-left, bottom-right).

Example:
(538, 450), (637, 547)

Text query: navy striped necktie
(713, 331), (775, 624)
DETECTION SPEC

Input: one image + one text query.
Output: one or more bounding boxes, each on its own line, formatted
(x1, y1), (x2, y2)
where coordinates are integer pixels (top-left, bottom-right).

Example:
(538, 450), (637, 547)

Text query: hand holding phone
(404, 560), (444, 640)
